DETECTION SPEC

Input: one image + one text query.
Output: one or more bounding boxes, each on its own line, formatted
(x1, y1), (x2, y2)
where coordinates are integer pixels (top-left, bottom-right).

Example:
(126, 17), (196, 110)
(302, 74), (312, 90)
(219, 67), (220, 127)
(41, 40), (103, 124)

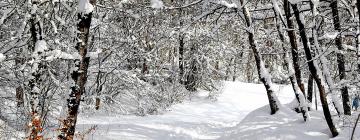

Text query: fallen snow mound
(220, 104), (360, 140)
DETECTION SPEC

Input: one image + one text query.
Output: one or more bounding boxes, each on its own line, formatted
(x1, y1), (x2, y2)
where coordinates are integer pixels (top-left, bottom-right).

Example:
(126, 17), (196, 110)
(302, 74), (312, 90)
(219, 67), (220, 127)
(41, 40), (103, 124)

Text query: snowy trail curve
(77, 82), (295, 140)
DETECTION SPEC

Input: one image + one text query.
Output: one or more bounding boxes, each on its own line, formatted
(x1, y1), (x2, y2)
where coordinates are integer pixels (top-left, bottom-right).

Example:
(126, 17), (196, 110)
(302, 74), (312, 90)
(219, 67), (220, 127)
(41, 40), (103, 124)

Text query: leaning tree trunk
(273, 5), (308, 121)
(240, 0), (279, 114)
(330, 0), (351, 115)
(309, 1), (343, 116)
(283, 0), (305, 95)
(291, 3), (339, 137)
(59, 0), (95, 139)
(307, 75), (314, 103)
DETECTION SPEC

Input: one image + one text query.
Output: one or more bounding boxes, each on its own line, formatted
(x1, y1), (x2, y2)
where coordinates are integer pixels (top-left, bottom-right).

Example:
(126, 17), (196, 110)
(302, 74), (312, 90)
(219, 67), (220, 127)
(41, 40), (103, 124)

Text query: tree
(273, 1), (309, 121)
(330, 0), (351, 115)
(59, 0), (95, 139)
(239, 0), (279, 115)
(283, 0), (305, 94)
(291, 2), (339, 137)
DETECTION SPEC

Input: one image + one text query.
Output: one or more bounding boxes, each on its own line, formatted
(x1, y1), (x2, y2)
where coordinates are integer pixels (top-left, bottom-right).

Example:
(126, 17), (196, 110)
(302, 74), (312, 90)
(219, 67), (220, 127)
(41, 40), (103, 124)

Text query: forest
(1, 0), (360, 139)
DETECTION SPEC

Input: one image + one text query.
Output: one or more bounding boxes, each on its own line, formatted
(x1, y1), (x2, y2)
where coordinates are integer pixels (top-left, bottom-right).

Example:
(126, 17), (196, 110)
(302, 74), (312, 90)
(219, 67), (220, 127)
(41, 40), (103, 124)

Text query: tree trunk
(178, 6), (186, 85)
(225, 58), (233, 81)
(330, 0), (351, 115)
(28, 1), (46, 139)
(310, 1), (343, 116)
(59, 1), (95, 139)
(240, 0), (279, 114)
(283, 0), (305, 94)
(179, 34), (185, 84)
(291, 3), (339, 137)
(185, 45), (197, 91)
(357, 0), (360, 73)
(274, 7), (308, 121)
(307, 74), (313, 103)
(15, 57), (24, 107)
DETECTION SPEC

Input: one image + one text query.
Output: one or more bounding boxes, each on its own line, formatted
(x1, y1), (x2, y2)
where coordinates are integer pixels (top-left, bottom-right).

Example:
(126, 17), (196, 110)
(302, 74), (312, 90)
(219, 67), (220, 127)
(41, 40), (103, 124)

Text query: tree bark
(240, 0), (279, 114)
(307, 74), (313, 103)
(59, 1), (95, 139)
(179, 34), (185, 84)
(330, 0), (351, 115)
(28, 1), (46, 139)
(283, 0), (305, 94)
(178, 6), (185, 85)
(185, 45), (197, 91)
(15, 56), (24, 107)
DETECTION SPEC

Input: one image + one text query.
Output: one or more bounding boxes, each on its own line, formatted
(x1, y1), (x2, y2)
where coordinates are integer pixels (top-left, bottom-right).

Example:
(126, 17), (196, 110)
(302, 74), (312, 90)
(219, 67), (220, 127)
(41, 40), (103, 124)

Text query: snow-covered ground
(76, 81), (359, 140)
(76, 81), (295, 139)
(221, 104), (331, 140)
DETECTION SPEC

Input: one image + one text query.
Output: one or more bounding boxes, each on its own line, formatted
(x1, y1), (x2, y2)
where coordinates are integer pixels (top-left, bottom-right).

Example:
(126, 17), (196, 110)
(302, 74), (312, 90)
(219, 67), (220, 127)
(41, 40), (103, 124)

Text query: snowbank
(220, 105), (331, 140)
(150, 0), (164, 9)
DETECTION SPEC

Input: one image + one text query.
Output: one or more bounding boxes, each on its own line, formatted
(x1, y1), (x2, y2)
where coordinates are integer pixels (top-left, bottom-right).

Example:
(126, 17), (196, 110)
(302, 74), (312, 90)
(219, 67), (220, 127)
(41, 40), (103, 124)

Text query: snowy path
(77, 82), (295, 140)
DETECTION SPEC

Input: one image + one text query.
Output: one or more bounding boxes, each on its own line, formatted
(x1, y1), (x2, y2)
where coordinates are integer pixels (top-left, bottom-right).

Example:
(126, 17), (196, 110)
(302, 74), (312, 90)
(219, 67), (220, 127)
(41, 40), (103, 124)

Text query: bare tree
(330, 0), (351, 115)
(59, 0), (95, 139)
(283, 0), (305, 94)
(291, 3), (339, 137)
(239, 0), (279, 114)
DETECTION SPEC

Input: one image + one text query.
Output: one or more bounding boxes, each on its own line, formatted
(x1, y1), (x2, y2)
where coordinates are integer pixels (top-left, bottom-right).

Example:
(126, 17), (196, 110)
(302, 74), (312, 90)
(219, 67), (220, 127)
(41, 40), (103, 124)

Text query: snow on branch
(0, 53), (5, 62)
(34, 40), (48, 54)
(46, 50), (78, 61)
(288, 0), (307, 4)
(78, 0), (94, 14)
(150, 0), (164, 9)
(165, 0), (203, 10)
(215, 0), (237, 8)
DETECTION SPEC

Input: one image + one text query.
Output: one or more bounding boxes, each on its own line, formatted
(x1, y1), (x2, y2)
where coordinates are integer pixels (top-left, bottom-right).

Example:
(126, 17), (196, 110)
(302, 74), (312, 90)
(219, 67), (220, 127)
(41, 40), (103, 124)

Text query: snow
(88, 48), (103, 58)
(78, 0), (94, 14)
(271, 0), (285, 26)
(0, 53), (5, 62)
(150, 0), (164, 9)
(319, 32), (339, 40)
(217, 0), (237, 8)
(0, 8), (12, 25)
(311, 0), (319, 15)
(50, 20), (58, 34)
(34, 40), (48, 54)
(343, 44), (356, 51)
(76, 81), (295, 139)
(46, 50), (76, 61)
(288, 0), (307, 4)
(69, 81), (360, 139)
(220, 106), (330, 140)
(0, 119), (24, 139)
